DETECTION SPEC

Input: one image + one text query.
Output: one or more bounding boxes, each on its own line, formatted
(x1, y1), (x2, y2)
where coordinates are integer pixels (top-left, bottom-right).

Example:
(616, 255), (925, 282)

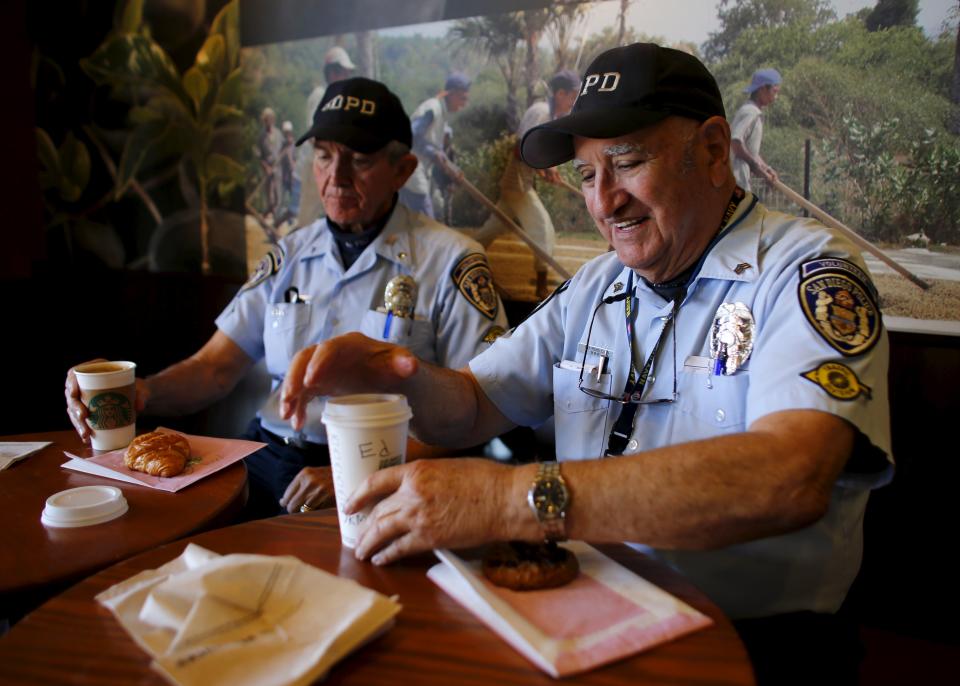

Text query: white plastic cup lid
(322, 394), (412, 427)
(41, 485), (128, 528)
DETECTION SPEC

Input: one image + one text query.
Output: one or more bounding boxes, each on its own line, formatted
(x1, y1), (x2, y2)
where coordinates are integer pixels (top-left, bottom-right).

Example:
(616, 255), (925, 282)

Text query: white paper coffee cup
(322, 394), (413, 548)
(74, 361), (137, 451)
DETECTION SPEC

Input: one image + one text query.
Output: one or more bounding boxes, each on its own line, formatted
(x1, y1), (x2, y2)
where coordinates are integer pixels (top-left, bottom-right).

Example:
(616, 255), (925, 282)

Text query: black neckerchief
(327, 195), (397, 270)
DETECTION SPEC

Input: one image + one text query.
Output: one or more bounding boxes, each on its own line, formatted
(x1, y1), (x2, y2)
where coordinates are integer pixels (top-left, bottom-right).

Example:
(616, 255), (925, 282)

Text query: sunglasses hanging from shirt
(599, 187), (748, 457)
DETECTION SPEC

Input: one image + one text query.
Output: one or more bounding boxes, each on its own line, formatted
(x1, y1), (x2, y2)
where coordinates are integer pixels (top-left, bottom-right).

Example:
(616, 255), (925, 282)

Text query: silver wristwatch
(527, 461), (570, 542)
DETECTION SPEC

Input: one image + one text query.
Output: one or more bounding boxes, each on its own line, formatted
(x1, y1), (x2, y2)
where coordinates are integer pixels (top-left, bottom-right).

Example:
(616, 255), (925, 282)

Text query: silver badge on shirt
(710, 302), (755, 375)
(384, 275), (417, 318)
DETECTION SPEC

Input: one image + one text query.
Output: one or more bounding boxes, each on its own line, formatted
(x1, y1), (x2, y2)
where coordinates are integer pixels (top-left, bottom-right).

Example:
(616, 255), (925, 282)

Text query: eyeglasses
(577, 295), (679, 405)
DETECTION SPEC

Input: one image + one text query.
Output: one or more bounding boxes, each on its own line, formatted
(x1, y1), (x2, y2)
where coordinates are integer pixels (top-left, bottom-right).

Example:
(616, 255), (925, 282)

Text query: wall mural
(33, 0), (960, 330)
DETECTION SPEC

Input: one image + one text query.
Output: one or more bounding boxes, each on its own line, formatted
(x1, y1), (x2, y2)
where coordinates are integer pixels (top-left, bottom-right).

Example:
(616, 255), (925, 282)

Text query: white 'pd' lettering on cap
(322, 95), (377, 116)
(581, 71), (621, 95)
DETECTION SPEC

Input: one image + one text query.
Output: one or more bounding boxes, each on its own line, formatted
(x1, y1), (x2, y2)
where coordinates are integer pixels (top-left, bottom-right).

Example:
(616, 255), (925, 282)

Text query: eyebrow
(572, 142), (650, 170)
(603, 142), (646, 157)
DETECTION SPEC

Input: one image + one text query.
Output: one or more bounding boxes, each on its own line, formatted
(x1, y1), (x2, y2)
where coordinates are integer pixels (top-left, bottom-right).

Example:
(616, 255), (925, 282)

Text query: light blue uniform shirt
(471, 196), (892, 619)
(217, 203), (507, 443)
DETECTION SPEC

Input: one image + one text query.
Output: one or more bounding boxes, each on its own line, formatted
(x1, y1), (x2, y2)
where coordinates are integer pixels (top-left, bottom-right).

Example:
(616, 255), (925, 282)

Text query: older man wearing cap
(475, 69), (580, 298)
(296, 46), (358, 228)
(399, 72), (471, 219)
(279, 45), (890, 685)
(730, 68), (782, 192)
(65, 77), (507, 522)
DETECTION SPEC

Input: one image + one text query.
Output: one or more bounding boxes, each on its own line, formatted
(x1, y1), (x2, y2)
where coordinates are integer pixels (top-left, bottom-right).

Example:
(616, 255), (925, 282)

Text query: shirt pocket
(264, 303), (313, 373)
(552, 363), (612, 459)
(361, 310), (437, 362)
(675, 369), (749, 437)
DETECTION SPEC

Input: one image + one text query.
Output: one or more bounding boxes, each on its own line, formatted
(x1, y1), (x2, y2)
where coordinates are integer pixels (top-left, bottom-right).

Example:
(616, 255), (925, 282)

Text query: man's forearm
(143, 357), (240, 415)
(399, 364), (507, 448)
(503, 410), (852, 549)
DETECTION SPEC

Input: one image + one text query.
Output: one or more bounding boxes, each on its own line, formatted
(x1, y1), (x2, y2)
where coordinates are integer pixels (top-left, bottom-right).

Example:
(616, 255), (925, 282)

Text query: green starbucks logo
(88, 392), (133, 429)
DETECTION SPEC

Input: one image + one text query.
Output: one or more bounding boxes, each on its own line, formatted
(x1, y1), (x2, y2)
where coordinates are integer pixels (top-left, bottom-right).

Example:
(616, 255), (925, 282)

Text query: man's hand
(280, 333), (419, 432)
(760, 163), (779, 184)
(345, 458), (531, 565)
(279, 466), (335, 513)
(66, 360), (148, 443)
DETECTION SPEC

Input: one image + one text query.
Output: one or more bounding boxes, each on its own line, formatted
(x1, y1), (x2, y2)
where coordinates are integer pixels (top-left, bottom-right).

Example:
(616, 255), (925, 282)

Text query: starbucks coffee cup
(73, 361), (137, 451)
(321, 394), (413, 548)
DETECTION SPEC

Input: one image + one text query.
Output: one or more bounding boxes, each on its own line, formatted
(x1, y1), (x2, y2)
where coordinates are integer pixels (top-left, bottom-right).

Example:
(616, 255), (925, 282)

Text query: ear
(699, 116), (731, 188)
(392, 153), (419, 190)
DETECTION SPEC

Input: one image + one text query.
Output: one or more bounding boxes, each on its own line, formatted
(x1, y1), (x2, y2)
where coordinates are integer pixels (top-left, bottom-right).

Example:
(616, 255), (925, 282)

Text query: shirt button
(627, 439), (638, 450)
(715, 409), (726, 423)
(272, 321), (279, 329)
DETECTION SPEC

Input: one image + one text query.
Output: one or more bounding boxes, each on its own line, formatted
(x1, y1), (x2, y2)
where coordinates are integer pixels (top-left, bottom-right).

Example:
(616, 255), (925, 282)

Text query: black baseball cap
(521, 43), (725, 169)
(295, 77), (412, 152)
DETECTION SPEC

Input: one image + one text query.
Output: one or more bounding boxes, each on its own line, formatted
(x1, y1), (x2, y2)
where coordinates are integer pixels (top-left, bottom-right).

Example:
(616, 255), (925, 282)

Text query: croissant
(124, 430), (191, 477)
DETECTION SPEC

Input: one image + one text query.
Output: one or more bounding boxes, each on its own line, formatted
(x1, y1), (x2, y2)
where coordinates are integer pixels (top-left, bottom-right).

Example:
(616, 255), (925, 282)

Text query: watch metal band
(537, 461), (567, 542)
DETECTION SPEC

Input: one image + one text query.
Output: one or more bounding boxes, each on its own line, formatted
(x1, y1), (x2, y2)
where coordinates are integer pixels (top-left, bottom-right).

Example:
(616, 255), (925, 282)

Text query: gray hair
(384, 140), (411, 164)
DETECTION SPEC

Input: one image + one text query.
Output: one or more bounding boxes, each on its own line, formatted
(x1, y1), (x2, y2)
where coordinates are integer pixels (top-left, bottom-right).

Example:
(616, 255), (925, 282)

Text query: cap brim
(520, 106), (670, 168)
(295, 123), (388, 152)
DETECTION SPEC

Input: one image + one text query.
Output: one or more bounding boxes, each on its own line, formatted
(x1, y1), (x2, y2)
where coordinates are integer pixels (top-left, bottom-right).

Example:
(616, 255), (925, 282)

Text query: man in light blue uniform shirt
(66, 77), (506, 520)
(279, 45), (890, 685)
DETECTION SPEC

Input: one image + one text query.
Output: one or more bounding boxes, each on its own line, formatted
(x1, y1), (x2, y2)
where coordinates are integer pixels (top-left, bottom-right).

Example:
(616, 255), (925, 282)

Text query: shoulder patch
(482, 325), (506, 344)
(801, 362), (872, 401)
(451, 252), (498, 320)
(242, 245), (284, 292)
(798, 258), (881, 356)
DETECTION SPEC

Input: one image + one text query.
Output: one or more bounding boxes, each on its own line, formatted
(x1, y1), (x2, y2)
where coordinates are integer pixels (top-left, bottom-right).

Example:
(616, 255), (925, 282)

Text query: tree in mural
(865, 0), (919, 32)
(450, 13), (526, 130)
(704, 0), (836, 61)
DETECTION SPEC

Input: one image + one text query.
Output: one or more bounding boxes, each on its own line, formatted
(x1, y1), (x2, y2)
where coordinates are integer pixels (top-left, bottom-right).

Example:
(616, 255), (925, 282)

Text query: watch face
(532, 477), (568, 516)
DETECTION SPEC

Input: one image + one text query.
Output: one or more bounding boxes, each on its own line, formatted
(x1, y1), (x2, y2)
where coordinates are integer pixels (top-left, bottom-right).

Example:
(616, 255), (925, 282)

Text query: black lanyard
(604, 188), (747, 457)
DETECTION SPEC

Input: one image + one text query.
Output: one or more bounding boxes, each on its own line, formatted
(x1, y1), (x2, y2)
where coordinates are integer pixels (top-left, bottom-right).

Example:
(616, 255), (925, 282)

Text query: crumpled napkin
(0, 441), (51, 470)
(97, 543), (401, 686)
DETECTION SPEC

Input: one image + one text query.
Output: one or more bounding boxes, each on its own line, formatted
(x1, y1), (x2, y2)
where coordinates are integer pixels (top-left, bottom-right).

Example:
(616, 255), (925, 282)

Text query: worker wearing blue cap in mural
(399, 71), (471, 219)
(730, 68), (781, 192)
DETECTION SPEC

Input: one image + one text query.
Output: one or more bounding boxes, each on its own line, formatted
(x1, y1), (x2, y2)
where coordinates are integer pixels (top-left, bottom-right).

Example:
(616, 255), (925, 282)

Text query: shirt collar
(298, 198), (417, 271)
(601, 193), (761, 304)
(695, 192), (761, 285)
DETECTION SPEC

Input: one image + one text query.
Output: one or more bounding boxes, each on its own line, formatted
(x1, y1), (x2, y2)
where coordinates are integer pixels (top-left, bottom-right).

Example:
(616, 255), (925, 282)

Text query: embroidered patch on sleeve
(482, 325), (506, 344)
(241, 245), (284, 292)
(451, 252), (499, 320)
(798, 258), (881, 356)
(801, 362), (872, 401)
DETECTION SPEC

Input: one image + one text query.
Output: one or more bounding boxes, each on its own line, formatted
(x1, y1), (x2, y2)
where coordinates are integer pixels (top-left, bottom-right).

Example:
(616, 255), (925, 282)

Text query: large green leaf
(81, 33), (189, 107)
(35, 127), (61, 190)
(116, 118), (168, 198)
(115, 0), (143, 34)
(196, 34), (226, 82)
(183, 66), (209, 116)
(141, 93), (194, 125)
(59, 132), (90, 203)
(205, 152), (245, 185)
(210, 104), (244, 126)
(210, 0), (240, 70)
(217, 68), (244, 109)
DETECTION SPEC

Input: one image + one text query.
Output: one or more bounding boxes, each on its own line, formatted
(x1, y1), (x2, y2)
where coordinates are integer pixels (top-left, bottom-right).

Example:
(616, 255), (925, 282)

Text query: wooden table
(0, 510), (755, 685)
(0, 430), (247, 624)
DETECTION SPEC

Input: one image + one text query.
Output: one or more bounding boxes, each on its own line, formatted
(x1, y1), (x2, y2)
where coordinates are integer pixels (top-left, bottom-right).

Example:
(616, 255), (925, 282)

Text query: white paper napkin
(429, 542), (713, 677)
(0, 441), (51, 470)
(97, 544), (401, 686)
